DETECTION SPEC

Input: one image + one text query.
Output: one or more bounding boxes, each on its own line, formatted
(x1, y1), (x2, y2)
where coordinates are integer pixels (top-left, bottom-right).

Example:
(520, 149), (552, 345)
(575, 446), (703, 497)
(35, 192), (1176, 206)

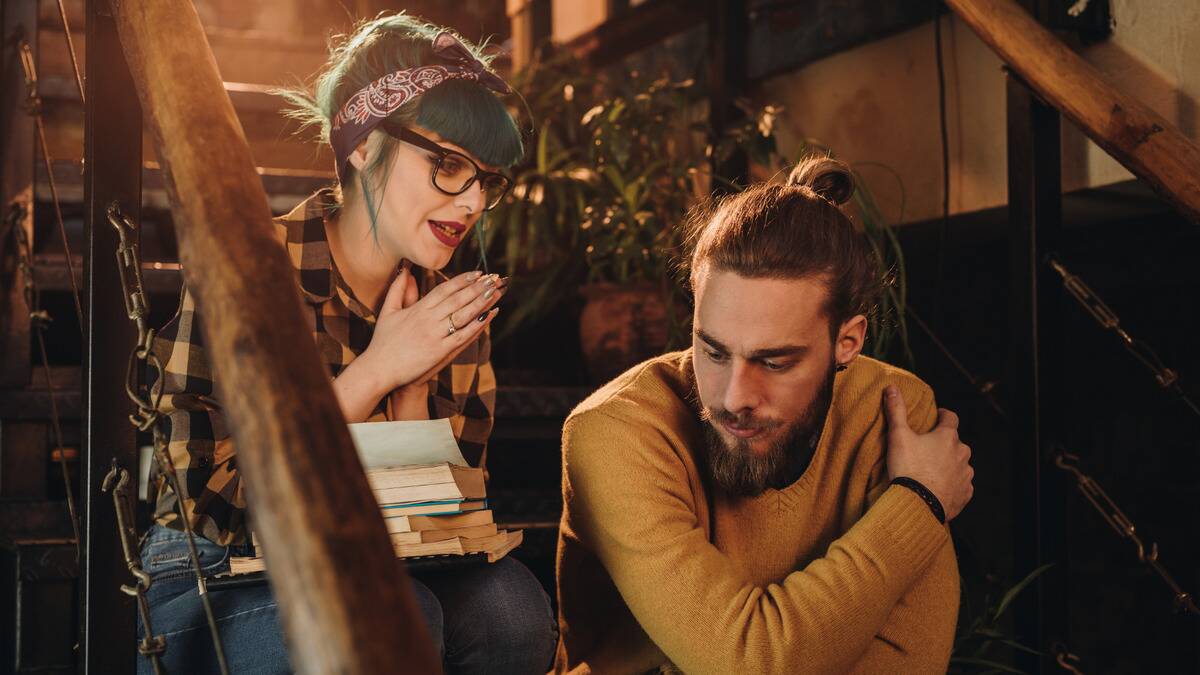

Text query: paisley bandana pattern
(329, 31), (511, 182)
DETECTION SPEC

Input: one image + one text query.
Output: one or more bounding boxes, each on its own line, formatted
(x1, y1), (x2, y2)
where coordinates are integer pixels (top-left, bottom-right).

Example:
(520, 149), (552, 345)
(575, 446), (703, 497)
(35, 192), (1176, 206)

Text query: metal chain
(909, 297), (1199, 620)
(905, 305), (1006, 420)
(17, 38), (85, 335)
(101, 460), (165, 674)
(108, 203), (231, 675)
(1054, 451), (1198, 616)
(5, 201), (82, 560)
(1052, 642), (1085, 674)
(1048, 256), (1200, 419)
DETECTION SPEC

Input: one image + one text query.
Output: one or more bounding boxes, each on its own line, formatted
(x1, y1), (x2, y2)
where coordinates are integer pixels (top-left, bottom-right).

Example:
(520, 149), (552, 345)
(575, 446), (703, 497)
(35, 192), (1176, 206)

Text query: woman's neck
(326, 195), (401, 313)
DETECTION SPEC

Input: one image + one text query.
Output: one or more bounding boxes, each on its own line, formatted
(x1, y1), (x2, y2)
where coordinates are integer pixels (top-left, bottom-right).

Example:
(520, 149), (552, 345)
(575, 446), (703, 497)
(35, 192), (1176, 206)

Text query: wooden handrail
(946, 0), (1200, 224)
(107, 2), (440, 673)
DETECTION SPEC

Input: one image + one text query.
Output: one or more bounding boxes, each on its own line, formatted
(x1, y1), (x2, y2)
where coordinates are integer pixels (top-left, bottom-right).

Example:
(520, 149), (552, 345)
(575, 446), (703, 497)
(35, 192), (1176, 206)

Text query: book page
(349, 418), (469, 469)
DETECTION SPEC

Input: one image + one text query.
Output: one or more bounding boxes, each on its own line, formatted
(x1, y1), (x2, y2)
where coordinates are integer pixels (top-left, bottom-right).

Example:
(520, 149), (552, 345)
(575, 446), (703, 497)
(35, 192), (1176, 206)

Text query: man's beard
(690, 362), (836, 498)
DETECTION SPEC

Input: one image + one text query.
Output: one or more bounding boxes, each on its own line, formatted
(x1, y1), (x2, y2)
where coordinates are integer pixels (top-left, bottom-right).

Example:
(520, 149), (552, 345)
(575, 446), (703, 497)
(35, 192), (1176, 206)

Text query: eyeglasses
(390, 126), (512, 211)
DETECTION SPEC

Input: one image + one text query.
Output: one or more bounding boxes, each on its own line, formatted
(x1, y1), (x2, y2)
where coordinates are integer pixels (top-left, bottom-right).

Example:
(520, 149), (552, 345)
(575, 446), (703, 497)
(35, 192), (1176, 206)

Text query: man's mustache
(703, 406), (783, 431)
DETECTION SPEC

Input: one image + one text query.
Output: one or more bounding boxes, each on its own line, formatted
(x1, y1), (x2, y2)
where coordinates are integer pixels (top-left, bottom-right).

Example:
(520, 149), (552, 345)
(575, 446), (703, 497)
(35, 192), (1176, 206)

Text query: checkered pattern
(149, 189), (496, 545)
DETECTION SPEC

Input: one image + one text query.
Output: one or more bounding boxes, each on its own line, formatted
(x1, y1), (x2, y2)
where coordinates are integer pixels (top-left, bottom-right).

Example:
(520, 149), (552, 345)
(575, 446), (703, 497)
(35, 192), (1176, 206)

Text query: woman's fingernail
(483, 274), (499, 287)
(478, 308), (498, 322)
(483, 287), (495, 300)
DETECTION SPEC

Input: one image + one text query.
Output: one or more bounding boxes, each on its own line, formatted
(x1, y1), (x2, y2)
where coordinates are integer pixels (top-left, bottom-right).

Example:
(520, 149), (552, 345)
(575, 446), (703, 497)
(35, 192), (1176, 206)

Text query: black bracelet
(890, 476), (946, 524)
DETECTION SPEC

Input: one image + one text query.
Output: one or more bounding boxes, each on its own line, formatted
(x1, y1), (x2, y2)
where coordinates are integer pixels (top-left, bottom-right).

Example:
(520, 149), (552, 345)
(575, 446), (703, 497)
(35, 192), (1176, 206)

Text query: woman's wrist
(388, 383), (430, 421)
(333, 353), (390, 422)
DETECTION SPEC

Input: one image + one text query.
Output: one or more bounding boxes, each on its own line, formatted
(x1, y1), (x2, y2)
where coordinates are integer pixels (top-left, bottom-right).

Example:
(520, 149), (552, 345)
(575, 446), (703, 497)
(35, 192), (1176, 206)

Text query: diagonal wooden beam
(946, 0), (1200, 224)
(104, 1), (440, 672)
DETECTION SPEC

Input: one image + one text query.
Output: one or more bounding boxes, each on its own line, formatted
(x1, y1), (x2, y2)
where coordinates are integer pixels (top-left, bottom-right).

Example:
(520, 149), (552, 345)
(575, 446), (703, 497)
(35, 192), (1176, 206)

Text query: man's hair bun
(786, 155), (855, 206)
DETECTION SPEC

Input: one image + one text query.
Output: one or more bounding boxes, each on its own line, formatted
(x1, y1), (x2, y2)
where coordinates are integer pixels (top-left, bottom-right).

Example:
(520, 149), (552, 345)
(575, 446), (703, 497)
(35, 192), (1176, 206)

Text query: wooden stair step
(35, 159), (331, 210)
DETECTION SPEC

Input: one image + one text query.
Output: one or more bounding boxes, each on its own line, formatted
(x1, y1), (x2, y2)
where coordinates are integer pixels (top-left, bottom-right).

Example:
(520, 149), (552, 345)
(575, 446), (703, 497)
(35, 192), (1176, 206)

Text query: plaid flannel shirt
(149, 188), (497, 545)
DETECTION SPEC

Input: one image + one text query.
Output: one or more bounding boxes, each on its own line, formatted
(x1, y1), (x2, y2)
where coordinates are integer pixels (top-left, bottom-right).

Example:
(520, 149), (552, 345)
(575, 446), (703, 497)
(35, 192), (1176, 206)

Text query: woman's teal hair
(280, 13), (524, 218)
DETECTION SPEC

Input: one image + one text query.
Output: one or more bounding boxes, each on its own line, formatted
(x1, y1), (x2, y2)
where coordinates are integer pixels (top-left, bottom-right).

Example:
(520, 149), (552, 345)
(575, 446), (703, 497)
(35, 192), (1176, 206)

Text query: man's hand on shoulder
(882, 385), (974, 520)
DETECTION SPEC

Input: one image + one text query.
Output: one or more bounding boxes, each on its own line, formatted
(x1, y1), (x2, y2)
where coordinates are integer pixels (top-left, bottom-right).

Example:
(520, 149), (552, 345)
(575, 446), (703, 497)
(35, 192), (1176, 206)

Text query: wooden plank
(1, 1), (36, 387)
(106, 1), (441, 672)
(947, 0), (1200, 225)
(562, 0), (939, 83)
(0, 501), (73, 540)
(39, 81), (334, 172)
(37, 24), (328, 90)
(36, 157), (332, 207)
(0, 422), (48, 500)
(508, 0), (552, 72)
(746, 1), (938, 81)
(0, 389), (82, 422)
(32, 256), (183, 296)
(564, 0), (702, 68)
(0, 537), (78, 673)
(709, 0), (748, 189)
(80, 0), (142, 671)
(1006, 65), (1069, 672)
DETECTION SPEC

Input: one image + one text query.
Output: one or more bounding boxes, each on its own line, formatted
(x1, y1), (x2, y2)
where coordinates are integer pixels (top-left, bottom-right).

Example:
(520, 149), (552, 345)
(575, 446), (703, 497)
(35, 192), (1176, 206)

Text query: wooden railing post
(946, 0), (1200, 225)
(105, 1), (440, 672)
(0, 1), (35, 388)
(1005, 66), (1070, 674)
(81, 0), (141, 670)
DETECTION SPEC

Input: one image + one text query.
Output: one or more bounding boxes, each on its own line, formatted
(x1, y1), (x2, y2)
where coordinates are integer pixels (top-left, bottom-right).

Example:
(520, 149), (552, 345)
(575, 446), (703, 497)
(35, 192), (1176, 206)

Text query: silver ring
(446, 315), (457, 336)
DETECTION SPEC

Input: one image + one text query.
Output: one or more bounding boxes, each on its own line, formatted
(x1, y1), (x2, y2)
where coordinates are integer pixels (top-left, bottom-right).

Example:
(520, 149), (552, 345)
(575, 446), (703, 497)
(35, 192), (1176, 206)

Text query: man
(554, 157), (973, 674)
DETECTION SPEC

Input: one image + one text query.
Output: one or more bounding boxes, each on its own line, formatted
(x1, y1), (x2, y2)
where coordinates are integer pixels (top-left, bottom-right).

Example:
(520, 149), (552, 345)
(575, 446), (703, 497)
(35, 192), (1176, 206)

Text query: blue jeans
(136, 525), (557, 674)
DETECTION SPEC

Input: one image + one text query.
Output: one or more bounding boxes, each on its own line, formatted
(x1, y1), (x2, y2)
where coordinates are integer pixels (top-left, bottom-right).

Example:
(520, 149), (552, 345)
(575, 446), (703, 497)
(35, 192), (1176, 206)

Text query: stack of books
(372, 461), (521, 559)
(229, 461), (521, 575)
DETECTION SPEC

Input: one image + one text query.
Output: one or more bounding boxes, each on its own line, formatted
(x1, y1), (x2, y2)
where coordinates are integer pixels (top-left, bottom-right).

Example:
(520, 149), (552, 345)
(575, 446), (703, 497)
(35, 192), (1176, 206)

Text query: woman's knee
(442, 557), (557, 670)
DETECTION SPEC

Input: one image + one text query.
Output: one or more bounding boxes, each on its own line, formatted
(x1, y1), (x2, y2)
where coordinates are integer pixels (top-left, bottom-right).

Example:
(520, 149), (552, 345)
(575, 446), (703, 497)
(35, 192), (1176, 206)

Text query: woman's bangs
(415, 81), (524, 168)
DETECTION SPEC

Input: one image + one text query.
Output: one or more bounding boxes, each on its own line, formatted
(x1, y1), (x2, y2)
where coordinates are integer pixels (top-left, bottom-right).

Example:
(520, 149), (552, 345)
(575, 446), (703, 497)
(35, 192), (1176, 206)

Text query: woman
(137, 14), (556, 674)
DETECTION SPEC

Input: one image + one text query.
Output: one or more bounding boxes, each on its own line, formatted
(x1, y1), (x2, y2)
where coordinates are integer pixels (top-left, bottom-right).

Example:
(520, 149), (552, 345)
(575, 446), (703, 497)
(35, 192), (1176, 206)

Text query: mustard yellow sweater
(554, 351), (959, 674)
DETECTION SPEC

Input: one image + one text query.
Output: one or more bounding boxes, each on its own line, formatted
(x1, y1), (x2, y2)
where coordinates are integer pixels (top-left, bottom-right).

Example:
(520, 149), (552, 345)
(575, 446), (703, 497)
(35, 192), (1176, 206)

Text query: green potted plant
(469, 54), (912, 381)
(472, 55), (776, 381)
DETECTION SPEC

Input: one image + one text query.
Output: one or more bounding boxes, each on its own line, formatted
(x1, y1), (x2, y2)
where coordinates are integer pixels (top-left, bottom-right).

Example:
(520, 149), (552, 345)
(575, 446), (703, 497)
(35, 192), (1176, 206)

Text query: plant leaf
(993, 564), (1053, 621)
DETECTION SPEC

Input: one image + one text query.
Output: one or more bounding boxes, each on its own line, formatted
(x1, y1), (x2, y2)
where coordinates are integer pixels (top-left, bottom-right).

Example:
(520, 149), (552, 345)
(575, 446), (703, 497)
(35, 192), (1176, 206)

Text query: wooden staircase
(1, 2), (335, 671)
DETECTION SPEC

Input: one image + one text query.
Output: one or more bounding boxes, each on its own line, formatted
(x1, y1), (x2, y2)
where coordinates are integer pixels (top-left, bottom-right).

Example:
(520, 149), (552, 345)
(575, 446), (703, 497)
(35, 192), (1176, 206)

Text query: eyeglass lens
(433, 153), (509, 210)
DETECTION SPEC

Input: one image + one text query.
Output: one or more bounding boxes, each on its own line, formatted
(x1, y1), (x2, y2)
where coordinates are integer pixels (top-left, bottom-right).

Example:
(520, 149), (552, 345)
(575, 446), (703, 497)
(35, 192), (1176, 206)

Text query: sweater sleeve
(850, 538), (959, 673)
(856, 382), (960, 673)
(563, 409), (951, 675)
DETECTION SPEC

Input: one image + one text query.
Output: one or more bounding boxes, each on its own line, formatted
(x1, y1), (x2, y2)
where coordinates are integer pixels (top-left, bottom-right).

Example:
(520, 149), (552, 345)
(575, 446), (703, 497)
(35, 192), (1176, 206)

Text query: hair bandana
(329, 31), (511, 182)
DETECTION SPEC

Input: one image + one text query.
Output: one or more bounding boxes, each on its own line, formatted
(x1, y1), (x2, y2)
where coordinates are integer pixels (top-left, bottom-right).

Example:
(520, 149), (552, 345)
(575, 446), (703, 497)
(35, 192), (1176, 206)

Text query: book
(223, 421), (523, 577)
(229, 556), (266, 575)
(388, 523), (498, 545)
(484, 530), (523, 563)
(225, 530), (523, 575)
(349, 419), (468, 470)
(367, 462), (483, 491)
(370, 464), (486, 504)
(378, 498), (488, 517)
(383, 509), (495, 534)
(392, 530), (515, 558)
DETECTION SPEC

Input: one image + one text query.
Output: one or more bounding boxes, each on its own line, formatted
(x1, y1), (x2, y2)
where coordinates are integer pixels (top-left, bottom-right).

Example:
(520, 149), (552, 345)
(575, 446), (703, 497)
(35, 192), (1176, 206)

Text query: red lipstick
(428, 220), (467, 247)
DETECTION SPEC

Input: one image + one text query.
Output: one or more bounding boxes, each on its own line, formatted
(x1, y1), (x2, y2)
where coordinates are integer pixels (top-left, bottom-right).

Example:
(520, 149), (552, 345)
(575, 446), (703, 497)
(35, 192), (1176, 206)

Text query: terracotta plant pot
(578, 282), (670, 384)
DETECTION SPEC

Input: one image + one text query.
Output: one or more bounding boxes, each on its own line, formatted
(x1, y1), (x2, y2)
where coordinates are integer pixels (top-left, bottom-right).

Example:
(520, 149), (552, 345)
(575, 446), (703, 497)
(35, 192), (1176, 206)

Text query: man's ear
(834, 314), (868, 367)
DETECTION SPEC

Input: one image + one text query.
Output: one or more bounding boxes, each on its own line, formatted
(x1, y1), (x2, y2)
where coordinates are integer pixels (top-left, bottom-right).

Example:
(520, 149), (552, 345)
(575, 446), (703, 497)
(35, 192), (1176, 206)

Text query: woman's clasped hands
(360, 265), (506, 393)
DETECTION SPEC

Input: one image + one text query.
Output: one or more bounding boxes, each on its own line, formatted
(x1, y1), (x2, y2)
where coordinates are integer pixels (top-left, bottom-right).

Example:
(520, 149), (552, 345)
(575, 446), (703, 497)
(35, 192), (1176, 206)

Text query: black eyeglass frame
(387, 126), (512, 211)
